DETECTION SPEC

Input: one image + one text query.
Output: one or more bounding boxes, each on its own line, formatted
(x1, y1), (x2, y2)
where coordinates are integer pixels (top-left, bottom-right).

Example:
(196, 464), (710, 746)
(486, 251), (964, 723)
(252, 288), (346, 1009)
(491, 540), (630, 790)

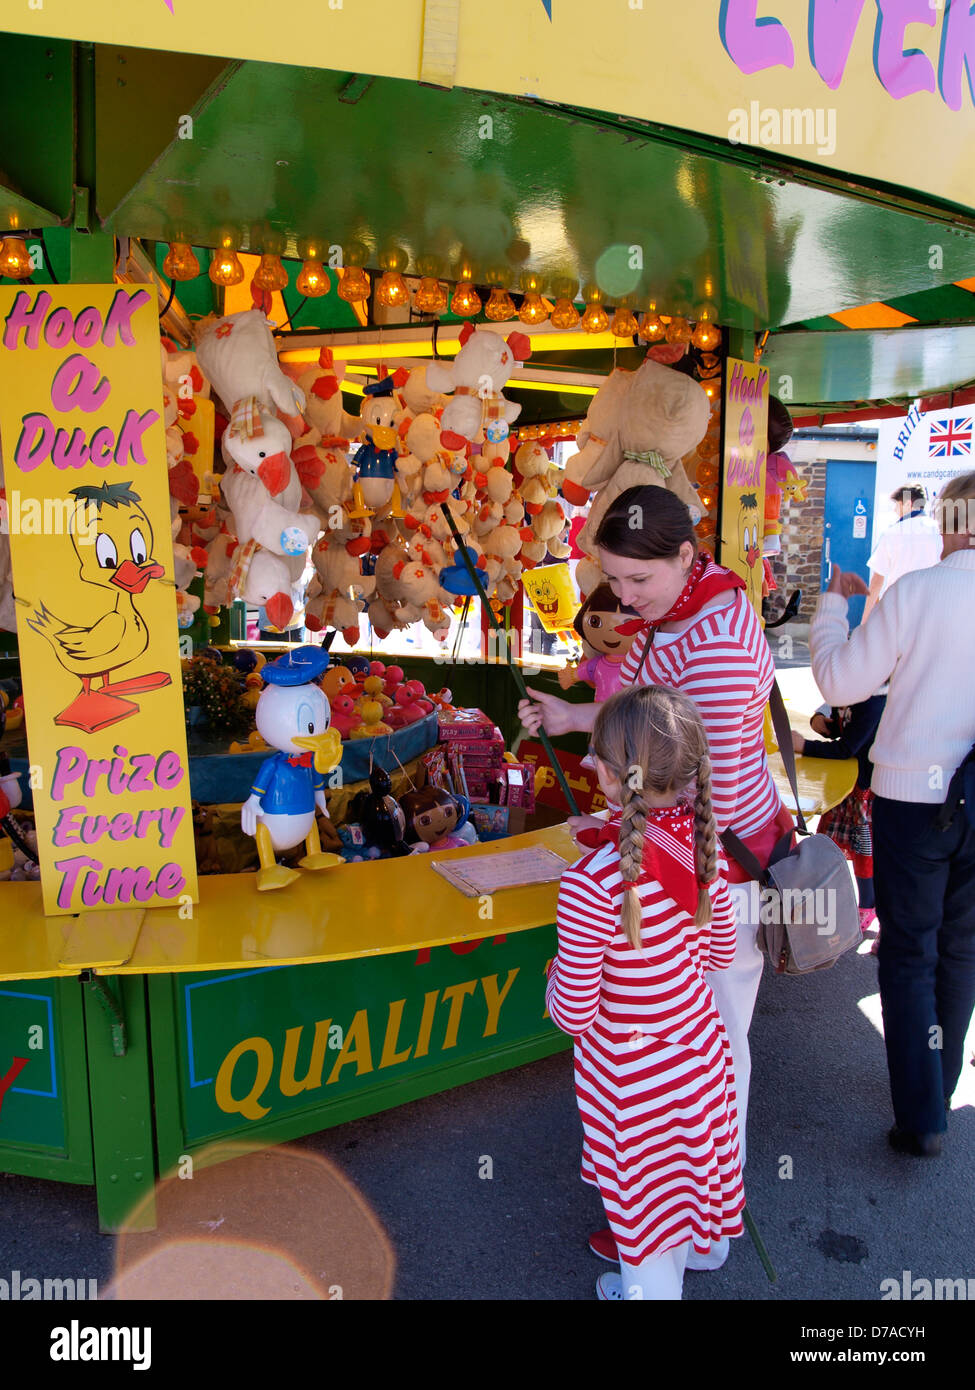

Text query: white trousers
(619, 1242), (690, 1300)
(704, 897), (764, 1169)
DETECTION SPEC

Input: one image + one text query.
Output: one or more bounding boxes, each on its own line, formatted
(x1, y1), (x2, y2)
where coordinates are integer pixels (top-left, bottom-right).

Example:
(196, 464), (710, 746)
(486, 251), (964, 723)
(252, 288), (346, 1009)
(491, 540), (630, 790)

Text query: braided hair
(591, 685), (718, 949)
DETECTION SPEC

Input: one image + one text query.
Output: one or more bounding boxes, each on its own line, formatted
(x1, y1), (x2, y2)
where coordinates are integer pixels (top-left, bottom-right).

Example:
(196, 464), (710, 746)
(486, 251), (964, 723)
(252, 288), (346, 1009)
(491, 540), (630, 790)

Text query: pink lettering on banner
(939, 0), (975, 111)
(11, 408), (160, 473)
(719, 0), (795, 75)
(54, 855), (187, 909)
(873, 0), (936, 99)
(808, 0), (867, 89)
(50, 353), (111, 414)
(1, 287), (150, 353)
(739, 406), (756, 449)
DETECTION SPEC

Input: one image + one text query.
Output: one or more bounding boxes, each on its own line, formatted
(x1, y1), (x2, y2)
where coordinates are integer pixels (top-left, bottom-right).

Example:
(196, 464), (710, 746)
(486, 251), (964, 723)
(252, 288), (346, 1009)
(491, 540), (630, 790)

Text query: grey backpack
(722, 683), (861, 976)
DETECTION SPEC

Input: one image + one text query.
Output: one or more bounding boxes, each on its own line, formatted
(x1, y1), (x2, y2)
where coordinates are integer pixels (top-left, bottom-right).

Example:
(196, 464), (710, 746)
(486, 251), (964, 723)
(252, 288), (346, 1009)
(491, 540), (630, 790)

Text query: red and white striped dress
(546, 807), (745, 1264)
(618, 589), (779, 838)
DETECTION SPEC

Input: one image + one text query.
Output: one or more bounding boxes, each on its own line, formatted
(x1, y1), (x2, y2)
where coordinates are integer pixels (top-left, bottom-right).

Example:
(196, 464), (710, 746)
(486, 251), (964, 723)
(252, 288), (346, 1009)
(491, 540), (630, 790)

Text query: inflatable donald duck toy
(241, 646), (344, 890)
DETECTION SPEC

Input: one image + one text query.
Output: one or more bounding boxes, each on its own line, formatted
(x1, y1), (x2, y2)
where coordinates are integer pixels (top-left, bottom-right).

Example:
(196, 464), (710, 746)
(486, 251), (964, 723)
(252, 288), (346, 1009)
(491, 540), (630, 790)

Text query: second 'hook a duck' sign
(0, 285), (198, 917)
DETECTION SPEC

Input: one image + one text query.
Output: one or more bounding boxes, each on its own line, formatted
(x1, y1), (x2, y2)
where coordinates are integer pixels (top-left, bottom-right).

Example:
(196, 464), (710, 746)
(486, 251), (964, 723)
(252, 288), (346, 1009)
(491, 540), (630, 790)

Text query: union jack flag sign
(928, 416), (973, 457)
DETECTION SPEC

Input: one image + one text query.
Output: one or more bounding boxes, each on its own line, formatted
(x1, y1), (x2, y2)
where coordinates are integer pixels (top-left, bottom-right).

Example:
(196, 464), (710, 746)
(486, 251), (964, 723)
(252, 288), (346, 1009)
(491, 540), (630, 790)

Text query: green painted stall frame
(0, 930), (569, 1233)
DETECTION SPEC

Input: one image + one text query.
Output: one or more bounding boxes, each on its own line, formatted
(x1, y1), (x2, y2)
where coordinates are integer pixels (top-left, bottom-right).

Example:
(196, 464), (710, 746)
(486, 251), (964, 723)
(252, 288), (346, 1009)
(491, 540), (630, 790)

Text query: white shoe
(686, 1237), (730, 1271)
(596, 1272), (624, 1300)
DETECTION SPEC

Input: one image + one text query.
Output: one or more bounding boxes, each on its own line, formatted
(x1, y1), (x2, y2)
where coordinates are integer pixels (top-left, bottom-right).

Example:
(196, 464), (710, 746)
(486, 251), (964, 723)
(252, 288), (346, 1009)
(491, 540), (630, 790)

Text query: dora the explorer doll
(401, 787), (471, 851)
(559, 584), (639, 703)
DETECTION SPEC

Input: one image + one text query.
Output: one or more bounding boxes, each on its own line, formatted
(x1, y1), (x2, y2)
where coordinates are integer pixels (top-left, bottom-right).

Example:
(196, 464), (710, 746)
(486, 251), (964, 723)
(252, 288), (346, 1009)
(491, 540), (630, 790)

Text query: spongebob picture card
(0, 286), (198, 915)
(719, 358), (769, 614)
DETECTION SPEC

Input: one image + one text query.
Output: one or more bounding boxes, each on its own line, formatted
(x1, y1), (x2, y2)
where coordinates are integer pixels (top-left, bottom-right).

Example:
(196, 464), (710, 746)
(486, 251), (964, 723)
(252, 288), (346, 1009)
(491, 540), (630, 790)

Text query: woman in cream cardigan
(810, 472), (975, 1158)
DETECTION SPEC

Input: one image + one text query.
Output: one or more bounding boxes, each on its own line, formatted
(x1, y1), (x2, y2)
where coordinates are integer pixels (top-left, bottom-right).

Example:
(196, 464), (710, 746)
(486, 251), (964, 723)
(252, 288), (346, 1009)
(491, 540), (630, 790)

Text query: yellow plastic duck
(349, 699), (393, 739)
(27, 481), (170, 733)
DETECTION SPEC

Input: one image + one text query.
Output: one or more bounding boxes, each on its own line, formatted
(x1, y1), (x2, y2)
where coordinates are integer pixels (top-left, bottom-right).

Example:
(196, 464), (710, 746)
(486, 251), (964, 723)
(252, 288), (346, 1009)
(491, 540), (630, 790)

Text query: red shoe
(858, 907), (877, 933)
(589, 1228), (619, 1263)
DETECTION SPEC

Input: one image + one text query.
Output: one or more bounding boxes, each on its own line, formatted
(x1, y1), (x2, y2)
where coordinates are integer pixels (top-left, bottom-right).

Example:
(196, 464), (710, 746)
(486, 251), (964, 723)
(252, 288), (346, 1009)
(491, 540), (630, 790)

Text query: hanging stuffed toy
(577, 357), (709, 554)
(425, 324), (530, 448)
(349, 376), (407, 520)
(195, 309), (305, 419)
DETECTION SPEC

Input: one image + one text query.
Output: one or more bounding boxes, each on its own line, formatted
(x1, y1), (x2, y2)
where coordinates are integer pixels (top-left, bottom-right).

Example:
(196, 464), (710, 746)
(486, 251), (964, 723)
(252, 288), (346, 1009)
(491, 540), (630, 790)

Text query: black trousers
(873, 796), (975, 1135)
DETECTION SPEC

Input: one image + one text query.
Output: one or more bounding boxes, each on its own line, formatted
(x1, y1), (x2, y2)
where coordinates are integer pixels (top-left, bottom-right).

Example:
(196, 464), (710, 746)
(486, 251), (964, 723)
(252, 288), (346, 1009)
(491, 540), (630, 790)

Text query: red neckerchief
(614, 551), (745, 637)
(575, 806), (701, 916)
(287, 752), (314, 768)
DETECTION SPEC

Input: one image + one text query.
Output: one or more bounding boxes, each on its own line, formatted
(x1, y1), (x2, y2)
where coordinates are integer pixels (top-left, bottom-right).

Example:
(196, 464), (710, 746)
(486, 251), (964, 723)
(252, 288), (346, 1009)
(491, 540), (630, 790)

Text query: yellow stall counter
(0, 824), (580, 982)
(769, 752), (858, 820)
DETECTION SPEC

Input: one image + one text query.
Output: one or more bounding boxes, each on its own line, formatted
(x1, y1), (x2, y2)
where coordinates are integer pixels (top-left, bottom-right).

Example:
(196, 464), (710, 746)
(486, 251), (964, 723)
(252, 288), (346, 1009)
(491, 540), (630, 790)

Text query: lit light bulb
(581, 302), (610, 333)
(297, 259), (330, 297)
(665, 315), (692, 344)
(610, 305), (639, 338)
(550, 297), (581, 330)
(163, 242), (201, 281)
(0, 235), (33, 279)
(415, 277), (448, 314)
(451, 281), (482, 316)
(209, 247), (244, 287)
(338, 267), (371, 303)
(253, 253), (289, 292)
(376, 270), (409, 307)
(518, 292), (548, 325)
(640, 312), (665, 341)
(484, 286), (516, 321)
(692, 320), (721, 351)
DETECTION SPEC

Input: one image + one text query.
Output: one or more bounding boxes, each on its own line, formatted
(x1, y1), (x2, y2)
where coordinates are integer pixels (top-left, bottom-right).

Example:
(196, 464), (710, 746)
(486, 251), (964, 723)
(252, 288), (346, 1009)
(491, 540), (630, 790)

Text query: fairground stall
(1, 2), (974, 1231)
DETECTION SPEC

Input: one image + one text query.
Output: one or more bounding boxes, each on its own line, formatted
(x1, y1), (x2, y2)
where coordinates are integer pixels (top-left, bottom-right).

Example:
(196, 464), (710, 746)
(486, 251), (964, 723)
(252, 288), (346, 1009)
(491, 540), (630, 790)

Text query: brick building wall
(766, 458), (826, 625)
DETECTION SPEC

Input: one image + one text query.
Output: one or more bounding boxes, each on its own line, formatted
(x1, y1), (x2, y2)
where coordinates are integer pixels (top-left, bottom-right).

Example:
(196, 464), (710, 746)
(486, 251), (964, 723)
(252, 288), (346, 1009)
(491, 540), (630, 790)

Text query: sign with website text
(873, 405), (973, 546)
(0, 286), (198, 915)
(719, 357), (769, 613)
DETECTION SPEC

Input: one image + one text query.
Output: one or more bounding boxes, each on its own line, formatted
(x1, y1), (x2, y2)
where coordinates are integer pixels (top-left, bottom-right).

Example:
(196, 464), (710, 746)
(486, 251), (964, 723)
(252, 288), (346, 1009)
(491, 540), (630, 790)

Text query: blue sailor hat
(262, 644), (331, 686)
(364, 375), (396, 399)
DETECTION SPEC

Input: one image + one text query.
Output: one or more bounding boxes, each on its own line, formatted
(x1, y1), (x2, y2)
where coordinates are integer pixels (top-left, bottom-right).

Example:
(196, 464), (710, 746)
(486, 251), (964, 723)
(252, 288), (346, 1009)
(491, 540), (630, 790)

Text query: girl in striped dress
(547, 684), (744, 1301)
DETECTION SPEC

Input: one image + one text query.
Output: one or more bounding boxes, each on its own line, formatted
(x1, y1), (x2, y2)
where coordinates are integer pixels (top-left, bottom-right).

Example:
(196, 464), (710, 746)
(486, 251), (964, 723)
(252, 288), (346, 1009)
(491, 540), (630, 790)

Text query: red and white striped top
(618, 591), (780, 837)
(547, 809), (745, 1263)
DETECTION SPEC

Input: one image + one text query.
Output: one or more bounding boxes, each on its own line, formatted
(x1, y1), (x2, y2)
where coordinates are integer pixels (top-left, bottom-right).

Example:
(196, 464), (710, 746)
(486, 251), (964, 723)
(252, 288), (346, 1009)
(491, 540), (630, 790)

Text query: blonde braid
(619, 769), (649, 950)
(693, 751), (718, 926)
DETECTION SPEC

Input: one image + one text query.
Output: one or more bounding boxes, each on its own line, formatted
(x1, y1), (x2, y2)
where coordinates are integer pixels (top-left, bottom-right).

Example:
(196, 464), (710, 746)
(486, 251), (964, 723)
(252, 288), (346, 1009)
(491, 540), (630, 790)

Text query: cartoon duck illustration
(738, 492), (761, 570)
(27, 482), (170, 734)
(241, 646), (345, 891)
(348, 376), (406, 520)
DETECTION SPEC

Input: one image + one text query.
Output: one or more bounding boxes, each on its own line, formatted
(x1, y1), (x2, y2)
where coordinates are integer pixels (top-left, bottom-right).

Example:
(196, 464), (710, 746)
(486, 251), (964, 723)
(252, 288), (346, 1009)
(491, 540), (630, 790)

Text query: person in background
(809, 470), (975, 1158)
(863, 484), (942, 622)
(793, 694), (886, 934)
(547, 686), (744, 1300)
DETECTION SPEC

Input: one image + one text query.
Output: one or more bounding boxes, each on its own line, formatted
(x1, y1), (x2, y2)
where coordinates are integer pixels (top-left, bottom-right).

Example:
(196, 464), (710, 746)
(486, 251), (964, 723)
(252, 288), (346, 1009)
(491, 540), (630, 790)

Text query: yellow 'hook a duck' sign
(0, 286), (198, 916)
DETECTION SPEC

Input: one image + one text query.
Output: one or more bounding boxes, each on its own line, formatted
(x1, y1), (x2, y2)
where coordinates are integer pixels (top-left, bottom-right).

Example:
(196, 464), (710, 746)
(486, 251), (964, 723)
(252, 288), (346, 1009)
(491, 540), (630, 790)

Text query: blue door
(822, 459), (875, 630)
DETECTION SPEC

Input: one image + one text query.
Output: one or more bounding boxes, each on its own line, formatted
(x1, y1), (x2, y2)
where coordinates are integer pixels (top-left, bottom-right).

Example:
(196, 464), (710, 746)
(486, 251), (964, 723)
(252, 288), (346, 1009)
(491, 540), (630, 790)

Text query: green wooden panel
(94, 46), (233, 224)
(105, 62), (975, 331)
(765, 325), (975, 408)
(83, 974), (156, 1232)
(0, 35), (74, 228)
(150, 930), (567, 1166)
(0, 976), (94, 1184)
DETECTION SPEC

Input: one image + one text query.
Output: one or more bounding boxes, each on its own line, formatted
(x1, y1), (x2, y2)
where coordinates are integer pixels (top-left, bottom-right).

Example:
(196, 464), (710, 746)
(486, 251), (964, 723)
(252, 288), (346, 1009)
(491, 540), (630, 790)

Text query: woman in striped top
(521, 486), (791, 1271)
(547, 685), (744, 1300)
